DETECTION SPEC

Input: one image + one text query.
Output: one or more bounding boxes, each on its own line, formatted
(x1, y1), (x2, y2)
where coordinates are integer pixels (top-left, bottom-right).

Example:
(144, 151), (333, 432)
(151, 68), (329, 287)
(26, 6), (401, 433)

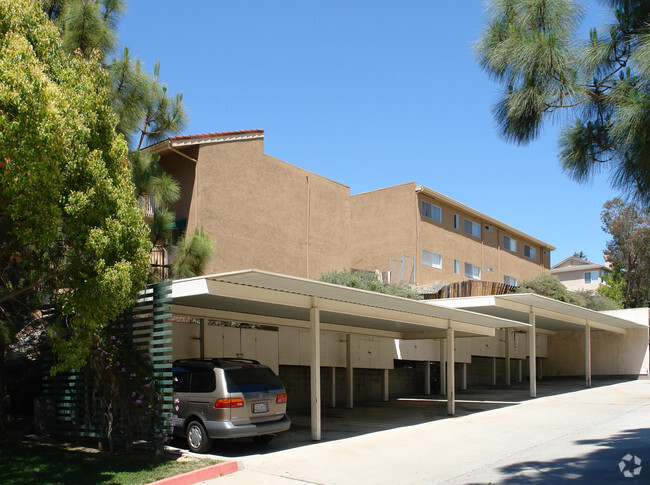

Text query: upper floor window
(464, 219), (481, 238)
(504, 275), (517, 286)
(422, 249), (442, 269)
(584, 271), (599, 284)
(454, 259), (460, 274)
(453, 214), (460, 230)
(465, 262), (481, 280)
(524, 245), (537, 261)
(421, 201), (442, 223)
(503, 235), (517, 252)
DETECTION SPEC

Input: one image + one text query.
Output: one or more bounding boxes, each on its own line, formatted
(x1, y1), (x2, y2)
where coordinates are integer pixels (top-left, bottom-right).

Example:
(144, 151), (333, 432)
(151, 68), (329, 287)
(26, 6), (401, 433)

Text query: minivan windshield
(225, 367), (284, 392)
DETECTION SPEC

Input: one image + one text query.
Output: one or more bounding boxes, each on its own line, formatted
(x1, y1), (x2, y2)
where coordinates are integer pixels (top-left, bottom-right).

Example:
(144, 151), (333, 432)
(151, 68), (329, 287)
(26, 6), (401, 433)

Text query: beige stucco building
(551, 256), (611, 291)
(148, 129), (554, 286)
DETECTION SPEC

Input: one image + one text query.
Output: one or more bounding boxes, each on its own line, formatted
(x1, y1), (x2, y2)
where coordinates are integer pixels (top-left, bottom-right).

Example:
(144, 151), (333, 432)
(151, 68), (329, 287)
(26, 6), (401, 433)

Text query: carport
(171, 270), (530, 440)
(429, 294), (646, 397)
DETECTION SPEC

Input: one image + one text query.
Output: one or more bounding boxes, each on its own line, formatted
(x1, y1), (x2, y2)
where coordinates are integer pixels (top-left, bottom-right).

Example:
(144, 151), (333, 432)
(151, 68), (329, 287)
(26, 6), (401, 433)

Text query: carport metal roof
(171, 270), (531, 339)
(427, 293), (645, 334)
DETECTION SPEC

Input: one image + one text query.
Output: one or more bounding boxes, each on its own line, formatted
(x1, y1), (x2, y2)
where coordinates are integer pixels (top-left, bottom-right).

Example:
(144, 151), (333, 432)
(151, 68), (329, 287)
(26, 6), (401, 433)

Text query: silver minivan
(172, 358), (291, 453)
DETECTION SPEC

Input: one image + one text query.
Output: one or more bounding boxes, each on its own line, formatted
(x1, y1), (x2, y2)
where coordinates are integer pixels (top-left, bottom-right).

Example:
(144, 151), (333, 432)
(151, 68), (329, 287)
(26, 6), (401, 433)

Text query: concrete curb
(149, 460), (241, 485)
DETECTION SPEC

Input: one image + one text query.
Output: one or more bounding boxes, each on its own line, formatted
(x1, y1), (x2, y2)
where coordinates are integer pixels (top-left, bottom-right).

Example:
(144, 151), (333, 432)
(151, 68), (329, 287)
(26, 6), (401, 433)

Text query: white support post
(585, 322), (592, 388)
(518, 359), (523, 383)
(504, 329), (511, 387)
(528, 307), (537, 398)
(310, 298), (321, 441)
(424, 361), (431, 395)
(492, 357), (496, 387)
(346, 334), (354, 409)
(446, 325), (455, 415)
(382, 369), (390, 402)
(461, 362), (467, 391)
(440, 339), (447, 396)
(330, 367), (336, 408)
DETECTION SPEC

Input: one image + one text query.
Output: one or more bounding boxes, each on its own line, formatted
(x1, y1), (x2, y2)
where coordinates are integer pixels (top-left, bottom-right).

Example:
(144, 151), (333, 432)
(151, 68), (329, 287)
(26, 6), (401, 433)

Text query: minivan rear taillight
(214, 398), (244, 408)
(276, 393), (287, 404)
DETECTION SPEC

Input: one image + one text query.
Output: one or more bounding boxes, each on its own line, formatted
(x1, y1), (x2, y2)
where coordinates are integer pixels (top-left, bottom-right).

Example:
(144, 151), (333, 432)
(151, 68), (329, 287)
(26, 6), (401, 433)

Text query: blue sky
(118, 1), (619, 266)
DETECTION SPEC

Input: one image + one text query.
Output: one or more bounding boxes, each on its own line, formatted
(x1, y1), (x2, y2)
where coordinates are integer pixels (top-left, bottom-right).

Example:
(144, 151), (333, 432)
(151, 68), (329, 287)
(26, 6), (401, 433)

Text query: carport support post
(505, 329), (511, 387)
(585, 321), (592, 388)
(424, 361), (431, 395)
(330, 367), (336, 408)
(346, 334), (354, 409)
(382, 369), (389, 402)
(440, 339), (446, 396)
(447, 324), (455, 415)
(310, 298), (321, 441)
(528, 308), (537, 398)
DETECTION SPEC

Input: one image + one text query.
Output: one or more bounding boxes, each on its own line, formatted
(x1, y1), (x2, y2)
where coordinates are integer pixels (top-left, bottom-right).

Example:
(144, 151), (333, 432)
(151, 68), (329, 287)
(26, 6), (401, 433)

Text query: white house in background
(551, 256), (611, 291)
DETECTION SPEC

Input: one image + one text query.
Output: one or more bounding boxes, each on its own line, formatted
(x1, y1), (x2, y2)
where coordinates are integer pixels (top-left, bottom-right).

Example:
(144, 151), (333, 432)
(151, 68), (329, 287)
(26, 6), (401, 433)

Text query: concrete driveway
(190, 379), (650, 484)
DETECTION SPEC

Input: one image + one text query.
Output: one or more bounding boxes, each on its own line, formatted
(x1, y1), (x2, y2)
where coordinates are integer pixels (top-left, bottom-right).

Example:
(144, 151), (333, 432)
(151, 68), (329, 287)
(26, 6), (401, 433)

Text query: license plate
(253, 402), (268, 413)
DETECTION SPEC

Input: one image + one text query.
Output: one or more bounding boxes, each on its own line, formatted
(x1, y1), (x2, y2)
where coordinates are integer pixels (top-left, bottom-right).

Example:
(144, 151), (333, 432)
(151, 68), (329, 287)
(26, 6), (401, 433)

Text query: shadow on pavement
(487, 427), (650, 484)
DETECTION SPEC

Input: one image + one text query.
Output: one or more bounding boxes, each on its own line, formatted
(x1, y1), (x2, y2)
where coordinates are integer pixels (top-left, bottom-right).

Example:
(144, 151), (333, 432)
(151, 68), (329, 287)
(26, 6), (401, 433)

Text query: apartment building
(351, 183), (554, 287)
(147, 130), (554, 286)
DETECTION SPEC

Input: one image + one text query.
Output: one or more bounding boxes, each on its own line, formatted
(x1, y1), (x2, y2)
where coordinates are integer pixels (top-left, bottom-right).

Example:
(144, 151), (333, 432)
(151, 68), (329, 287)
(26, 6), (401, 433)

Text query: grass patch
(0, 441), (219, 485)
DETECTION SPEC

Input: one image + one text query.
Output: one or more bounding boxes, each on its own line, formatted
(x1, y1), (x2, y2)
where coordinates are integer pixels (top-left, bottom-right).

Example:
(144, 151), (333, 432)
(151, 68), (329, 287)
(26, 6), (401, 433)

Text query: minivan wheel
(253, 434), (274, 444)
(186, 421), (211, 453)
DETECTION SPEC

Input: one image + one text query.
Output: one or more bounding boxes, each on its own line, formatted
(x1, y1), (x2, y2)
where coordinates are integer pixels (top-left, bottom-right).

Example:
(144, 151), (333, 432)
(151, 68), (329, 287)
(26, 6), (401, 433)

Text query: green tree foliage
(572, 251), (588, 260)
(601, 198), (650, 307)
(171, 228), (215, 279)
(597, 271), (626, 306)
(319, 270), (423, 300)
(0, 0), (150, 399)
(475, 0), (650, 208)
(574, 289), (621, 311)
(45, 0), (210, 279)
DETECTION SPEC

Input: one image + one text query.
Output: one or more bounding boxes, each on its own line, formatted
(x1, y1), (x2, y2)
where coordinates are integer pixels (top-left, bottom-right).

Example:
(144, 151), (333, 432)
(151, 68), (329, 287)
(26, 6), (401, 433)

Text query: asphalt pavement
(182, 378), (650, 484)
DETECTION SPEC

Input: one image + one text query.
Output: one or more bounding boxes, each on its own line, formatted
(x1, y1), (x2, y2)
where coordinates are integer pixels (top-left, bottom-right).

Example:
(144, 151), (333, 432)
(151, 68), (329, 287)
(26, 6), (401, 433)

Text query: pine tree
(45, 0), (213, 280)
(475, 0), (650, 208)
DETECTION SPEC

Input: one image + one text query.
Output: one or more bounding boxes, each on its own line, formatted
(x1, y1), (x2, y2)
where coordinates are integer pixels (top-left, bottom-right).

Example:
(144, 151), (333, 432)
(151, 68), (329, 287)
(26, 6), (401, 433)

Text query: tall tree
(601, 198), (650, 307)
(572, 251), (588, 260)
(475, 0), (650, 208)
(46, 0), (212, 279)
(0, 0), (151, 432)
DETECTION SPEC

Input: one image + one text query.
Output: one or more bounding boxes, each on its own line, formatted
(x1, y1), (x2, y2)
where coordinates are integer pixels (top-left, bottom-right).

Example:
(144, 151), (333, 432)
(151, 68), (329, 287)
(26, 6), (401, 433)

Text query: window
(422, 249), (442, 269)
(464, 219), (481, 238)
(464, 262), (481, 280)
(504, 275), (517, 286)
(524, 245), (537, 261)
(454, 259), (460, 274)
(485, 225), (493, 232)
(453, 214), (460, 229)
(584, 271), (599, 284)
(486, 267), (494, 273)
(421, 201), (442, 223)
(503, 235), (517, 252)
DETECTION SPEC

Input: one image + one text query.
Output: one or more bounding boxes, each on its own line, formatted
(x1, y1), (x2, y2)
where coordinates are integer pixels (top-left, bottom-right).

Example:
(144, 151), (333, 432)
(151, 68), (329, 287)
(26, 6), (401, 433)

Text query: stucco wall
(171, 139), (351, 279)
(545, 308), (649, 377)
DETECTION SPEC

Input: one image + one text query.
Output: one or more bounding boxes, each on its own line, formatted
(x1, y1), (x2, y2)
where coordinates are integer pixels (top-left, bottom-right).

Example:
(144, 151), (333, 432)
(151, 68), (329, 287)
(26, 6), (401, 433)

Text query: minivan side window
(190, 369), (216, 393)
(173, 367), (191, 393)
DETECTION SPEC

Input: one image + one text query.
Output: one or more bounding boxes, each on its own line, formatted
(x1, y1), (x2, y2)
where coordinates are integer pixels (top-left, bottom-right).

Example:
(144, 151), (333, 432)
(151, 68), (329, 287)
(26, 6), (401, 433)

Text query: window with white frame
(504, 275), (517, 286)
(422, 249), (442, 269)
(453, 214), (460, 229)
(524, 245), (537, 261)
(464, 219), (481, 238)
(503, 235), (517, 252)
(421, 201), (442, 223)
(584, 271), (599, 284)
(464, 262), (481, 280)
(454, 259), (460, 274)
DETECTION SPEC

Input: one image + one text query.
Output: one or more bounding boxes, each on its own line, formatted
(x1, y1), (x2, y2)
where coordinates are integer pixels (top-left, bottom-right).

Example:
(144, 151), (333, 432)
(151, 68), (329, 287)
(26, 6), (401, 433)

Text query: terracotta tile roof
(168, 129), (264, 141)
